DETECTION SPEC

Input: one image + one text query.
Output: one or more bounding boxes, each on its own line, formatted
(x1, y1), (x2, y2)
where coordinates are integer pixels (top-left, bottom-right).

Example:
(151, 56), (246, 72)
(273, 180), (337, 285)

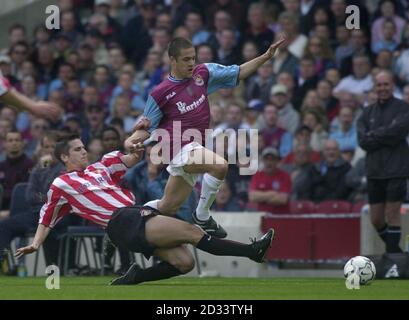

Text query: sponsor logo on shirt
(78, 182), (91, 193)
(176, 94), (206, 114)
(166, 91), (176, 100)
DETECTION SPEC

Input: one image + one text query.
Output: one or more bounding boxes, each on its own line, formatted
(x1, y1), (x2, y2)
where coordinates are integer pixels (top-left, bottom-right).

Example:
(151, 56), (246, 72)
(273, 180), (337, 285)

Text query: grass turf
(0, 276), (408, 300)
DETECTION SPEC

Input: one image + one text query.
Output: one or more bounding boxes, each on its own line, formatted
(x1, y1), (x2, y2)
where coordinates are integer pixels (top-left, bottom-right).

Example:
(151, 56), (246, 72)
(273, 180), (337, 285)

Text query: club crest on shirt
(272, 181), (280, 190)
(194, 74), (204, 86)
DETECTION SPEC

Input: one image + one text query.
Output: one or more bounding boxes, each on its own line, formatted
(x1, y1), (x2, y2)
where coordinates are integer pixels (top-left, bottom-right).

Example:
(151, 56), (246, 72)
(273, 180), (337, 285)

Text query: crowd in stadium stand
(1, 0), (409, 223)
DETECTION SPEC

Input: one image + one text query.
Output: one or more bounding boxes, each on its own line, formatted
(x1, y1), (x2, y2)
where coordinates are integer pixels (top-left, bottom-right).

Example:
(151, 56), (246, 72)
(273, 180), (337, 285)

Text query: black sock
(386, 226), (402, 253)
(131, 262), (182, 284)
(377, 224), (388, 244)
(196, 234), (254, 258)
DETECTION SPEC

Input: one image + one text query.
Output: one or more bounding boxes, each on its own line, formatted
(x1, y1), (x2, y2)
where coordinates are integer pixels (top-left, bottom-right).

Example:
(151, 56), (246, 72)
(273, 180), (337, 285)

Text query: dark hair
(41, 130), (61, 146)
(8, 23), (26, 35)
(168, 37), (193, 59)
(6, 130), (22, 139)
(54, 134), (80, 164)
(101, 126), (120, 140)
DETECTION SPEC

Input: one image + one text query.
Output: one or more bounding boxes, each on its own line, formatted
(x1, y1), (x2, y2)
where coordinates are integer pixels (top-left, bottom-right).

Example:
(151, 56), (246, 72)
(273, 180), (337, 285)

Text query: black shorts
(106, 206), (158, 259)
(367, 178), (407, 204)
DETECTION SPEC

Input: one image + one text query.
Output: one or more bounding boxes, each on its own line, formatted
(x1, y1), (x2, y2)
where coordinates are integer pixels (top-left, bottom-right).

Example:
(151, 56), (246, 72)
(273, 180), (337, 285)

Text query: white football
(343, 256), (376, 285)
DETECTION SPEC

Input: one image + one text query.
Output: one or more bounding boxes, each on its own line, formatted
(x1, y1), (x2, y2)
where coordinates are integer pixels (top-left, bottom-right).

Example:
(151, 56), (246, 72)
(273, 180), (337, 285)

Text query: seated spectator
(184, 10), (211, 46)
(293, 55), (319, 110)
(271, 31), (299, 78)
(278, 11), (307, 59)
(281, 125), (321, 165)
(215, 28), (240, 66)
(330, 92), (363, 132)
(260, 104), (293, 158)
(244, 59), (275, 105)
(240, 40), (260, 63)
(249, 147), (291, 214)
(372, 18), (399, 54)
(243, 3), (275, 53)
(87, 137), (103, 164)
(196, 44), (215, 64)
(301, 109), (328, 152)
(64, 77), (83, 116)
(281, 142), (316, 200)
(303, 35), (336, 79)
(316, 79), (340, 122)
(92, 64), (114, 108)
(308, 139), (353, 202)
(24, 117), (50, 159)
(109, 71), (145, 114)
(329, 106), (358, 152)
(269, 83), (300, 135)
(243, 99), (264, 130)
(211, 182), (241, 212)
(107, 94), (137, 134)
(333, 54), (374, 105)
(0, 131), (34, 211)
(81, 104), (106, 146)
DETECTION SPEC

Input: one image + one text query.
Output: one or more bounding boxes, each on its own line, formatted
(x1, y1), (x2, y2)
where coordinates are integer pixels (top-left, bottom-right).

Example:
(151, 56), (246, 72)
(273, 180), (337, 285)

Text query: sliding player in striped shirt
(15, 134), (274, 285)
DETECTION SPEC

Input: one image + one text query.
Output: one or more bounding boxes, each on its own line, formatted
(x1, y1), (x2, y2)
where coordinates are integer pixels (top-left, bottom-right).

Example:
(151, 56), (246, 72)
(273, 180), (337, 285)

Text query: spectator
(243, 2), (275, 53)
(372, 18), (399, 54)
(278, 11), (307, 59)
(335, 25), (353, 68)
(24, 117), (50, 159)
(184, 11), (211, 46)
(260, 104), (292, 158)
(211, 181), (241, 212)
(243, 99), (263, 130)
(317, 79), (340, 122)
(215, 28), (240, 65)
(108, 94), (137, 133)
(330, 106), (358, 152)
(269, 83), (300, 135)
(281, 142), (316, 200)
(92, 64), (114, 107)
(308, 139), (352, 202)
(249, 147), (291, 214)
(81, 104), (106, 146)
(0, 131), (34, 211)
(293, 55), (319, 110)
(304, 35), (335, 79)
(244, 60), (275, 104)
(281, 125), (321, 165)
(333, 54), (374, 105)
(196, 44), (215, 64)
(240, 40), (260, 63)
(403, 84), (409, 104)
(301, 108), (328, 152)
(271, 32), (299, 78)
(371, 0), (406, 49)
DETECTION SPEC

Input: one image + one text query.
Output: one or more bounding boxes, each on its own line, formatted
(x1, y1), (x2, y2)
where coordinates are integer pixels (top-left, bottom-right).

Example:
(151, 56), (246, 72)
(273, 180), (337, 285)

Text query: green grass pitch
(0, 276), (408, 300)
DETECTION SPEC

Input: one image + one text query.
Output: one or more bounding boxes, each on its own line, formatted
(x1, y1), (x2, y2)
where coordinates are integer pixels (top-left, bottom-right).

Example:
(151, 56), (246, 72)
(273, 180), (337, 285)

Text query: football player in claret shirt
(15, 134), (274, 285)
(126, 36), (286, 238)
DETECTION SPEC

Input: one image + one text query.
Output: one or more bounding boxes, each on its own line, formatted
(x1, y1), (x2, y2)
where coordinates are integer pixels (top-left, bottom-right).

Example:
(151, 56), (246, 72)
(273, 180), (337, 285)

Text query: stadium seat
(8, 183), (42, 276)
(57, 222), (105, 276)
(351, 200), (367, 213)
(314, 200), (352, 214)
(289, 200), (316, 214)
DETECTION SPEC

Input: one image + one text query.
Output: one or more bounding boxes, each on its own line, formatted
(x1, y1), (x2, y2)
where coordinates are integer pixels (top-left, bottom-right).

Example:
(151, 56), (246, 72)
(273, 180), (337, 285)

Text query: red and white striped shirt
(0, 71), (11, 96)
(39, 151), (136, 228)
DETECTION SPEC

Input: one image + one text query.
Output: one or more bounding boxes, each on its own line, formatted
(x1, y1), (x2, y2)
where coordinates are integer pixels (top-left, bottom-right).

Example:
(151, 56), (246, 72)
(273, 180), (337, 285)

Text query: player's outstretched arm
(238, 36), (286, 80)
(14, 224), (51, 258)
(121, 142), (145, 168)
(1, 88), (61, 121)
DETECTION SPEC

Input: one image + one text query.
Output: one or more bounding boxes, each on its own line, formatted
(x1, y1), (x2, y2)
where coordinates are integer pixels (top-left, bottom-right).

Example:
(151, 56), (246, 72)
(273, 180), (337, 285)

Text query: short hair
(54, 134), (80, 164)
(168, 37), (194, 59)
(41, 130), (61, 146)
(9, 23), (26, 35)
(101, 126), (120, 140)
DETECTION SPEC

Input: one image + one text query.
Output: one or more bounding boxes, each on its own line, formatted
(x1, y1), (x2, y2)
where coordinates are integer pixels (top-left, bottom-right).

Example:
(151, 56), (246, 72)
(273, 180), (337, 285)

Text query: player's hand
(31, 101), (62, 122)
(132, 116), (151, 132)
(15, 245), (37, 259)
(264, 35), (286, 59)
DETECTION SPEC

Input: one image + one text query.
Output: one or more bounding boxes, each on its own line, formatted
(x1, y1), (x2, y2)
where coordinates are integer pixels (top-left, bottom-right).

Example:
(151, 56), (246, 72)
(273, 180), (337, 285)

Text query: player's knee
(370, 215), (385, 229)
(176, 255), (195, 274)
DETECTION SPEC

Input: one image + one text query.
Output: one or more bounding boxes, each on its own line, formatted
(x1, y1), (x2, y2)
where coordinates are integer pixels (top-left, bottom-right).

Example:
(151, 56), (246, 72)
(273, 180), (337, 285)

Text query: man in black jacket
(357, 71), (409, 253)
